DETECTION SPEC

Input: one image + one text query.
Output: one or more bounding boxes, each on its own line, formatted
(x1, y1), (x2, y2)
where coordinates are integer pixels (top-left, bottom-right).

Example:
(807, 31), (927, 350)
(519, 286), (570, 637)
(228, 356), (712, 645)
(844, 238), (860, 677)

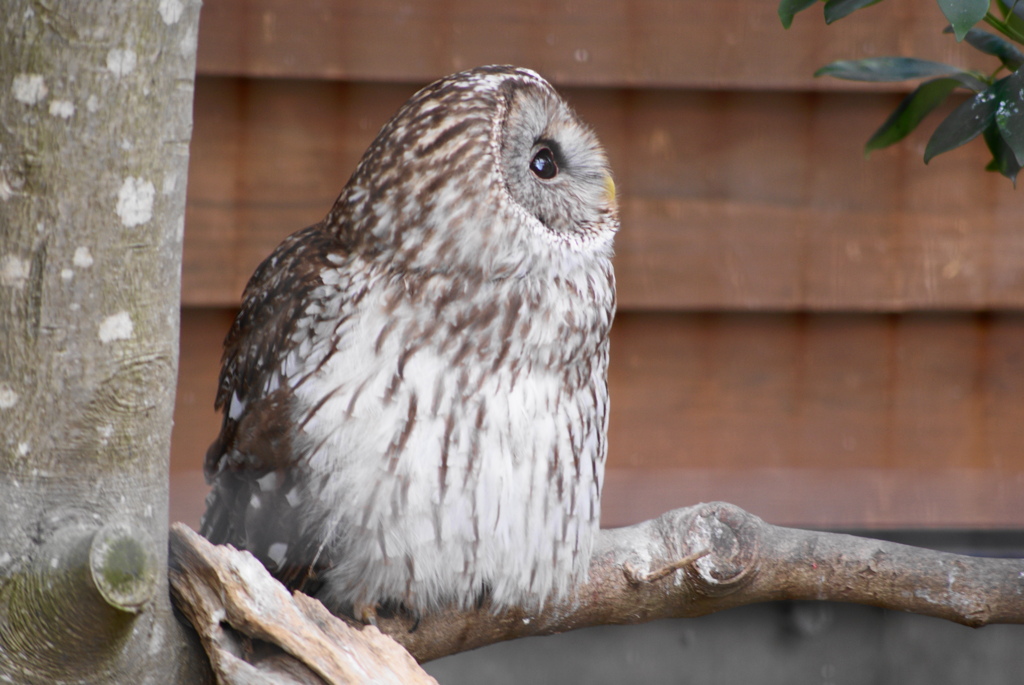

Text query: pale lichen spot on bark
(12, 74), (47, 105)
(158, 0), (184, 24)
(116, 177), (155, 227)
(99, 311), (134, 343)
(162, 172), (178, 195)
(86, 94), (100, 113)
(48, 99), (74, 119)
(61, 268), (74, 281)
(73, 246), (94, 268)
(1, 255), (30, 289)
(0, 173), (13, 201)
(0, 384), (19, 409)
(106, 49), (137, 77)
(17, 442), (30, 457)
(179, 28), (199, 58)
(98, 424), (115, 444)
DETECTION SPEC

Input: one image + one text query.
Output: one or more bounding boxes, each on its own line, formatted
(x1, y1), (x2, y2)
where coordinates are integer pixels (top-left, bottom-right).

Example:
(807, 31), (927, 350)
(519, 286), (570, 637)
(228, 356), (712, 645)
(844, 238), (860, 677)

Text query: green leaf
(823, 0), (885, 23)
(988, 2), (1024, 43)
(983, 123), (1021, 182)
(938, 0), (989, 40)
(865, 78), (964, 154)
(993, 67), (1024, 164)
(816, 57), (969, 81)
(995, 0), (1024, 27)
(925, 85), (1000, 162)
(946, 27), (1024, 70)
(779, 0), (820, 28)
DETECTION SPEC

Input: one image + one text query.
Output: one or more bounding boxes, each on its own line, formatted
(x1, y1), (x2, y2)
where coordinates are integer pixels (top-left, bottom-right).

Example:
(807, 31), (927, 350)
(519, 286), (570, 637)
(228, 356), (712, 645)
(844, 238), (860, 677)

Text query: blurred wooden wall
(172, 0), (1024, 530)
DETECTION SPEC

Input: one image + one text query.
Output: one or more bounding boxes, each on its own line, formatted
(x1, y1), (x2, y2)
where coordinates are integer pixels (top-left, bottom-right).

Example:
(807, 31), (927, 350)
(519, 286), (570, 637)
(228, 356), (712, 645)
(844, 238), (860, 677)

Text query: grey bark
(169, 504), (1024, 670)
(0, 2), (209, 682)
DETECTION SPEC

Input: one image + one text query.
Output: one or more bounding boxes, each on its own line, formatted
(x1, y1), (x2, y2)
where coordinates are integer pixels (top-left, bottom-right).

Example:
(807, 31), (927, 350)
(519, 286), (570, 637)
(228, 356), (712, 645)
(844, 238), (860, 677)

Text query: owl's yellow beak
(603, 174), (616, 205)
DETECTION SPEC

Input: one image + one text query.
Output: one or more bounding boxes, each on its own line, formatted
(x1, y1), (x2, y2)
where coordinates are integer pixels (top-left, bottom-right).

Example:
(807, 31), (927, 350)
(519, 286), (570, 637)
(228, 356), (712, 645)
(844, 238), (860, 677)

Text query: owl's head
(331, 66), (618, 277)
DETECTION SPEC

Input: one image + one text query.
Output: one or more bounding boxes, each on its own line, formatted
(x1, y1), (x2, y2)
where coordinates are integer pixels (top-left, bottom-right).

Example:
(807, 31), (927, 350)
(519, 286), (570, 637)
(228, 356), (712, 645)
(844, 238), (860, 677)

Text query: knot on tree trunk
(0, 519), (159, 680)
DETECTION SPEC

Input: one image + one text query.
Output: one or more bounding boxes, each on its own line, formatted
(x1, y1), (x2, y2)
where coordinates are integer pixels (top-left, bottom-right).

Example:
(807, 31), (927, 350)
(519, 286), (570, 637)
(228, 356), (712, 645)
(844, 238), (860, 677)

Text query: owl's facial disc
(498, 79), (618, 250)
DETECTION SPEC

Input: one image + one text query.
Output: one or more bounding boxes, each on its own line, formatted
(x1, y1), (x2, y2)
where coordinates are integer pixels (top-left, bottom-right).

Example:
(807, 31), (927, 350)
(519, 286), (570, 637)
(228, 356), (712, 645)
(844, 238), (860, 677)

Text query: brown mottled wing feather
(200, 222), (345, 591)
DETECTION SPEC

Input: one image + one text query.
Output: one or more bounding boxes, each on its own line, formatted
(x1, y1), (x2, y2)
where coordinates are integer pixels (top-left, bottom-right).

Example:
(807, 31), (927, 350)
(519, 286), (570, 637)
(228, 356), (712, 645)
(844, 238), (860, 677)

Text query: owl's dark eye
(529, 147), (558, 180)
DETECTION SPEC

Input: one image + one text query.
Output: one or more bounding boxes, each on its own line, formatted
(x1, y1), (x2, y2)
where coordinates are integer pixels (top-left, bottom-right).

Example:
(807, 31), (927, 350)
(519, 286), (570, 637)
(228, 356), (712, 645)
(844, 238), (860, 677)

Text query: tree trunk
(0, 2), (209, 681)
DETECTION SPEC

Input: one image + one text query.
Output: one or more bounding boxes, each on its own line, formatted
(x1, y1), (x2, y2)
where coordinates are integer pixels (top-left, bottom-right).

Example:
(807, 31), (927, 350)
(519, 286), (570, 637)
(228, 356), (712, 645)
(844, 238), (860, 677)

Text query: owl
(200, 65), (618, 621)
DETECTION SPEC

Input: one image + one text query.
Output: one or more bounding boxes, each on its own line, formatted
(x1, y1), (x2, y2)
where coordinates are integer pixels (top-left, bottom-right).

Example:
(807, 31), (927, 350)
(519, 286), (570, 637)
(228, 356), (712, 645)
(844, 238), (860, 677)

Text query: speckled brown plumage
(201, 66), (618, 619)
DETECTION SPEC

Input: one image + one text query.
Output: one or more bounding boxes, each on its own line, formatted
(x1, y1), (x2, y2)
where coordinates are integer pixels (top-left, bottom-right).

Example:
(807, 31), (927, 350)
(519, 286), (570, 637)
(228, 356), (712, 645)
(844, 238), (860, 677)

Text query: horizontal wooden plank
(607, 312), (1024, 473)
(196, 0), (990, 90)
(171, 309), (1024, 529)
(171, 467), (1024, 530)
(184, 78), (1024, 311)
(603, 468), (1024, 529)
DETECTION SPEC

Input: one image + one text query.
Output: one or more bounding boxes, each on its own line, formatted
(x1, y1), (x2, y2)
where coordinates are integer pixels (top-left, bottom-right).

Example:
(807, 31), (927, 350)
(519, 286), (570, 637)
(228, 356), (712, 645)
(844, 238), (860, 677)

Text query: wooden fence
(171, 0), (1024, 530)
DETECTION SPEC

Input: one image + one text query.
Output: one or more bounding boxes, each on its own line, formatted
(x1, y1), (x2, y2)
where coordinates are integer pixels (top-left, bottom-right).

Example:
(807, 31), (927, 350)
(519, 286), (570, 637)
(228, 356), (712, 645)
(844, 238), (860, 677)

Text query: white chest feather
(284, 262), (612, 613)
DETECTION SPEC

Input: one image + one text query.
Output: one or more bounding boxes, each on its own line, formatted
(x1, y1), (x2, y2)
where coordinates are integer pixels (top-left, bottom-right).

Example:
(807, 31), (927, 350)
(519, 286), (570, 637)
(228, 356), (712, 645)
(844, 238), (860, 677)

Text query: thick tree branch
(381, 501), (1024, 661)
(169, 523), (436, 684)
(170, 502), (1024, 669)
